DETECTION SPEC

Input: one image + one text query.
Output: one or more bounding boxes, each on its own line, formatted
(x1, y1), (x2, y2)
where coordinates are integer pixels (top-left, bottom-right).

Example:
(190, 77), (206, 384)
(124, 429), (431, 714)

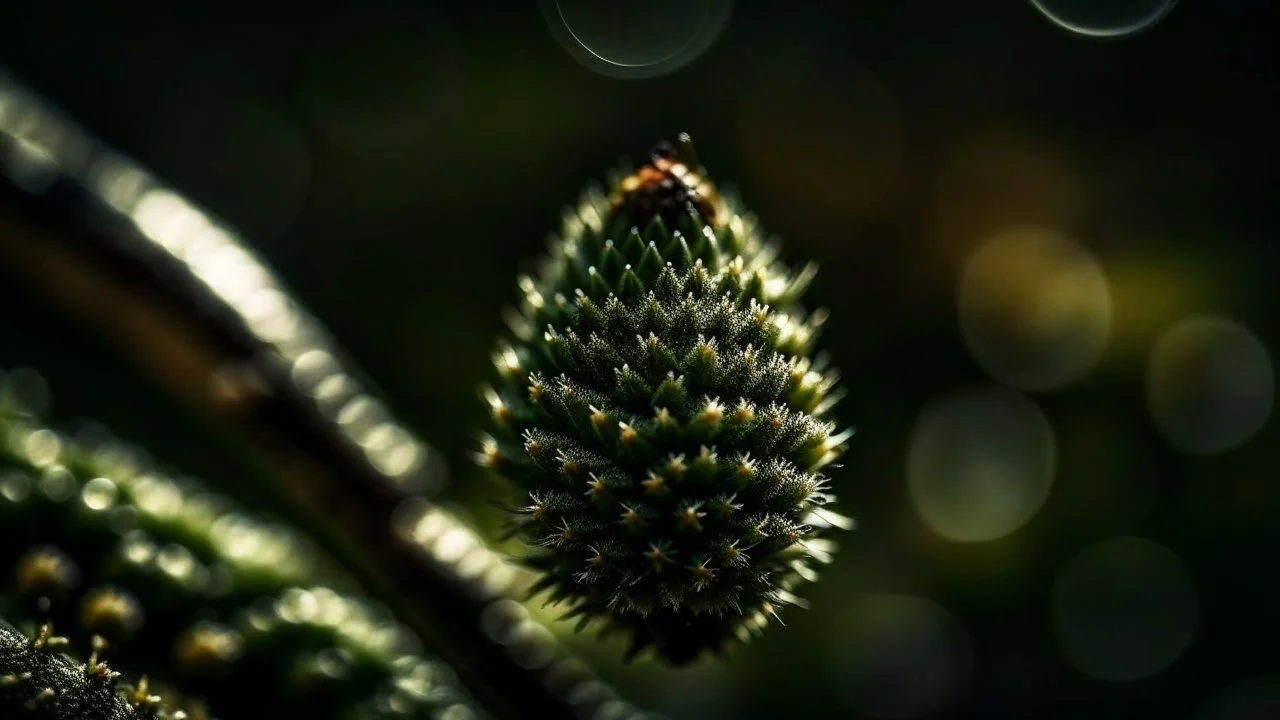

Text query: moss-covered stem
(0, 74), (632, 720)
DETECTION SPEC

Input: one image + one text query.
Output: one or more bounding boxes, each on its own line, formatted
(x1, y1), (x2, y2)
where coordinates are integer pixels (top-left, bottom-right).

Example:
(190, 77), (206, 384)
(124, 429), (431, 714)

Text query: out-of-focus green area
(1, 1), (1278, 718)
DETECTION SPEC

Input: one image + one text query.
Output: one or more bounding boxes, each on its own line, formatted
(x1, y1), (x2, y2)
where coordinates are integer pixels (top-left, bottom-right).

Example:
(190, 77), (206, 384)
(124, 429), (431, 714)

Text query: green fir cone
(478, 134), (853, 664)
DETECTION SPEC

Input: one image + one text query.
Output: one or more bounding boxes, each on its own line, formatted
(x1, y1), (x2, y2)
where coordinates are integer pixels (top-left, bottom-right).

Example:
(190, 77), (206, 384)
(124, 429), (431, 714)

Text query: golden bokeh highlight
(1146, 316), (1274, 455)
(958, 227), (1112, 391)
(1097, 255), (1216, 363)
(907, 385), (1056, 543)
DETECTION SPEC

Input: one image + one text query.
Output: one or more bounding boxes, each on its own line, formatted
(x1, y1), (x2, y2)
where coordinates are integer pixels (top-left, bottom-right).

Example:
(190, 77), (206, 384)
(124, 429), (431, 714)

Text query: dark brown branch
(0, 70), (639, 720)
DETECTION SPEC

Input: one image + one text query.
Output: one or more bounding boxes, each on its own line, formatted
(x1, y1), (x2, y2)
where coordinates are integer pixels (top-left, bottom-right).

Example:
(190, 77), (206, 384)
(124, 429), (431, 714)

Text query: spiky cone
(478, 135), (853, 664)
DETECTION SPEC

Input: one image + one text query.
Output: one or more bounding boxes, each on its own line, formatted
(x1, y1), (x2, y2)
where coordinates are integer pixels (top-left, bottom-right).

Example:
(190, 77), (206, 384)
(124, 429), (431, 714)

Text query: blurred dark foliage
(1, 1), (1278, 718)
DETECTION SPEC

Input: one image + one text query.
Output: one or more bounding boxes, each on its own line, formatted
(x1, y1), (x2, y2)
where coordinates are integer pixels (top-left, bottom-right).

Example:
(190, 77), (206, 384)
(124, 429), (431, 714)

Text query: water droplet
(81, 477), (118, 511)
(156, 544), (198, 581)
(907, 385), (1056, 542)
(959, 227), (1112, 391)
(0, 471), (31, 504)
(434, 528), (477, 565)
(314, 374), (359, 419)
(133, 475), (184, 518)
(830, 594), (972, 719)
(121, 532), (157, 565)
(279, 588), (320, 624)
(241, 287), (301, 344)
(38, 467), (75, 502)
(541, 0), (733, 79)
(291, 350), (340, 396)
(196, 244), (271, 307)
(480, 599), (526, 644)
(336, 396), (391, 439)
(506, 618), (557, 670)
(441, 705), (477, 720)
(1146, 316), (1273, 455)
(24, 429), (63, 467)
(1029, 0), (1179, 39)
(1052, 537), (1198, 681)
(89, 155), (150, 215)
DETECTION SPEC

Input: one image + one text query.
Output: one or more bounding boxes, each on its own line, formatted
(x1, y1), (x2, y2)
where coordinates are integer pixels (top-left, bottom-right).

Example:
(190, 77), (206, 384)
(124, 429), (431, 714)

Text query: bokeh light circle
(1196, 674), (1280, 720)
(830, 594), (972, 719)
(1052, 537), (1198, 682)
(1146, 316), (1274, 455)
(907, 385), (1056, 543)
(0, 366), (51, 416)
(540, 0), (733, 79)
(1029, 0), (1179, 39)
(958, 227), (1112, 392)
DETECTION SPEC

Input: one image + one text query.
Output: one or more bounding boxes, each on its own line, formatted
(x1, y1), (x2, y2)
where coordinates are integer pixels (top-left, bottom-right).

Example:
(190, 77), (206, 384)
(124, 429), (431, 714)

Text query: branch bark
(0, 71), (637, 720)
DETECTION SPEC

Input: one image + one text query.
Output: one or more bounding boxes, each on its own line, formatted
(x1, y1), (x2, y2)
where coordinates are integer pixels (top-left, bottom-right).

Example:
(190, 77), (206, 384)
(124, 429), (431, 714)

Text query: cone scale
(479, 135), (852, 664)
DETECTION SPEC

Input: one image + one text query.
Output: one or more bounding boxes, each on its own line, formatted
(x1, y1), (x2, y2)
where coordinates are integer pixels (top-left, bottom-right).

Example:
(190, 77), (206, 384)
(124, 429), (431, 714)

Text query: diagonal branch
(0, 69), (645, 720)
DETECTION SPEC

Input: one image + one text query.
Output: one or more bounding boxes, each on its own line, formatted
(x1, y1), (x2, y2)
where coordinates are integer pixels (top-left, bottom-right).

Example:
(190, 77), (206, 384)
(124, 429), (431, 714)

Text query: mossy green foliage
(0, 377), (485, 719)
(480, 136), (852, 663)
(0, 619), (178, 719)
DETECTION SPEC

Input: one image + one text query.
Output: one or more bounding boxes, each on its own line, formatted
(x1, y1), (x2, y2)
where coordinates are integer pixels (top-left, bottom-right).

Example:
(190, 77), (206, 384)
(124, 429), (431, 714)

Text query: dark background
(2, 1), (1278, 718)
